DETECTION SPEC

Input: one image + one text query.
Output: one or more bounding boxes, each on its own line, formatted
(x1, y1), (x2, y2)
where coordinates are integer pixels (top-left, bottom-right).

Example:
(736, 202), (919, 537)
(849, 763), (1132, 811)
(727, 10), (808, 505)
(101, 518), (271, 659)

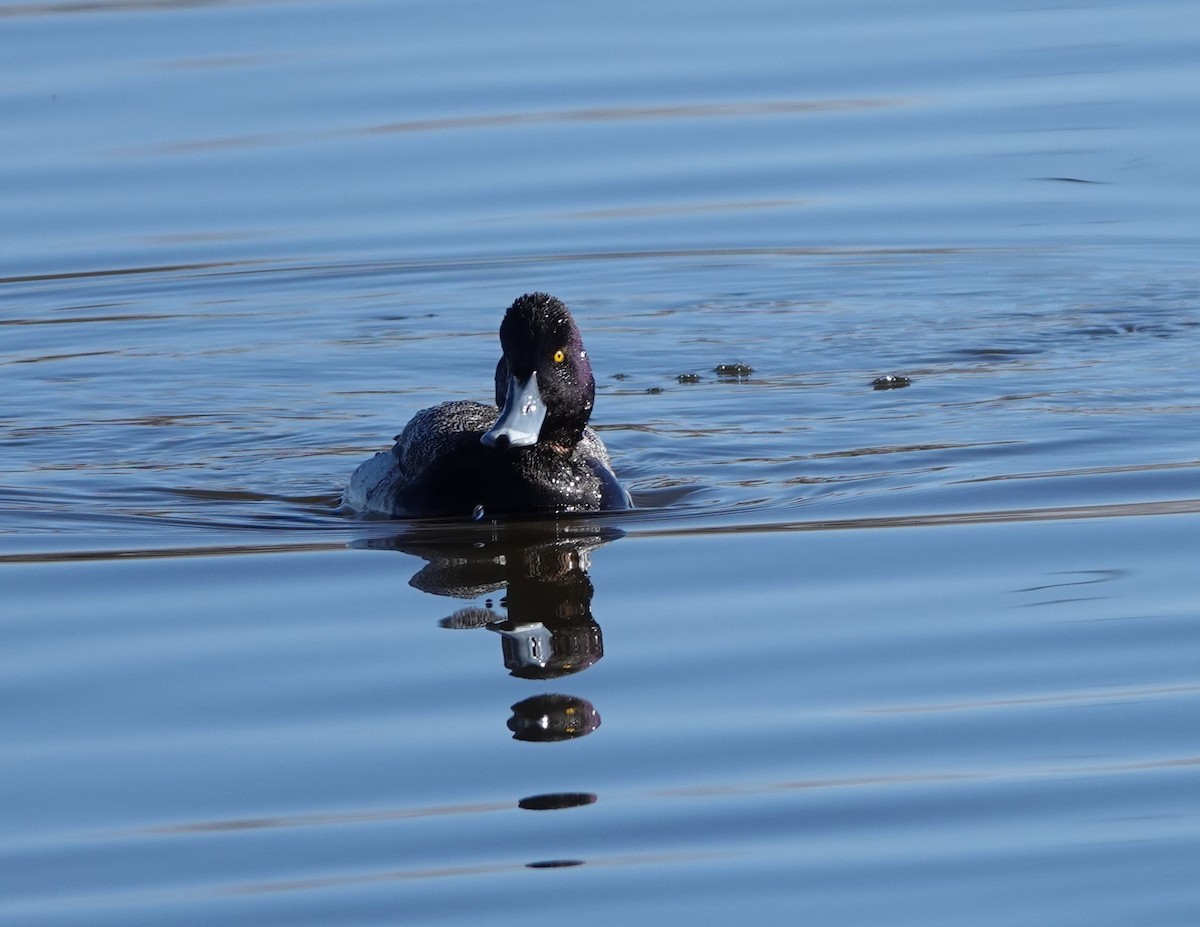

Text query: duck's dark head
(481, 293), (596, 452)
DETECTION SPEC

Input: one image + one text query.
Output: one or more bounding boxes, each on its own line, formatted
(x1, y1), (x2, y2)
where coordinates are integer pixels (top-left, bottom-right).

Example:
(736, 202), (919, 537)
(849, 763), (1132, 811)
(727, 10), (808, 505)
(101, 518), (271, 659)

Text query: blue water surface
(3, 0), (1200, 924)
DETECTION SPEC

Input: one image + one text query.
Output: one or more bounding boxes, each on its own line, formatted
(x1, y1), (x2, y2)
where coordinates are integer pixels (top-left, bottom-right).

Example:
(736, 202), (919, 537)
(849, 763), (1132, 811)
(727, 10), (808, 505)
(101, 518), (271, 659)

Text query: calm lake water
(4, 0), (1200, 924)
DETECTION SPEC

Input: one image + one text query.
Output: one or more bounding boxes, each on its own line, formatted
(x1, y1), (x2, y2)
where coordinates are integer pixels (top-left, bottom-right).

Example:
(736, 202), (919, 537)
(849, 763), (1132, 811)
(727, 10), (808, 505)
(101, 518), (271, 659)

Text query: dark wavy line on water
(0, 245), (993, 289)
(626, 497), (1200, 539)
(210, 850), (715, 897)
(654, 753), (1200, 804)
(0, 539), (348, 564)
(137, 799), (515, 836)
(0, 259), (260, 286)
(953, 458), (1200, 483)
(2, 498), (1197, 564)
(112, 97), (907, 156)
(0, 0), (278, 18)
(128, 730), (1200, 843)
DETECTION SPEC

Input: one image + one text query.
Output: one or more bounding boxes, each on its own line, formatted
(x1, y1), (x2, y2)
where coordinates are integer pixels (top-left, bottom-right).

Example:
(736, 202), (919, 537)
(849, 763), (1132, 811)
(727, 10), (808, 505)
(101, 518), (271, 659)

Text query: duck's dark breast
(395, 439), (628, 519)
(347, 400), (630, 519)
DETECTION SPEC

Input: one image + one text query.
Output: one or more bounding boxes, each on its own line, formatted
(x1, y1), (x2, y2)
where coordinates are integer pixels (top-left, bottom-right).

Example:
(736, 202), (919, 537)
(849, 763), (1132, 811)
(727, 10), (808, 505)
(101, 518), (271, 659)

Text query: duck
(345, 292), (632, 519)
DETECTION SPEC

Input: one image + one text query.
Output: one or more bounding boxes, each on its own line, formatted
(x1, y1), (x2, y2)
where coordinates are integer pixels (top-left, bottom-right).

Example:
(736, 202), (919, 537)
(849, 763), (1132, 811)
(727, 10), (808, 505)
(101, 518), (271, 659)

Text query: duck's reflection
(518, 792), (598, 811)
(439, 570), (602, 681)
(508, 693), (602, 742)
(360, 521), (619, 740)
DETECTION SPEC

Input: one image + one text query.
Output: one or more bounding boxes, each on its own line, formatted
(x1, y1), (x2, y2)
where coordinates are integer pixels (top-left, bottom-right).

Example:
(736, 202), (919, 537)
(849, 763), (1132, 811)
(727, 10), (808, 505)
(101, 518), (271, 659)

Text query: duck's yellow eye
(553, 350), (565, 363)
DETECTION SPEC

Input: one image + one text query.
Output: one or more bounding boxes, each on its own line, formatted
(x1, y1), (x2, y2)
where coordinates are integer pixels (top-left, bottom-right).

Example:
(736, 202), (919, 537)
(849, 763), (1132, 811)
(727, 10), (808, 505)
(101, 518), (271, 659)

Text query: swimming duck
(345, 292), (631, 519)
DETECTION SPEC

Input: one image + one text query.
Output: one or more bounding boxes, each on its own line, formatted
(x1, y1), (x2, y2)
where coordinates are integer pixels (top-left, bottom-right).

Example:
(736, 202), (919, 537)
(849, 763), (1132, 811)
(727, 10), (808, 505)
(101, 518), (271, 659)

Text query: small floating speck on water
(872, 374), (912, 390)
(646, 386), (664, 394)
(677, 373), (701, 383)
(715, 363), (753, 377)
